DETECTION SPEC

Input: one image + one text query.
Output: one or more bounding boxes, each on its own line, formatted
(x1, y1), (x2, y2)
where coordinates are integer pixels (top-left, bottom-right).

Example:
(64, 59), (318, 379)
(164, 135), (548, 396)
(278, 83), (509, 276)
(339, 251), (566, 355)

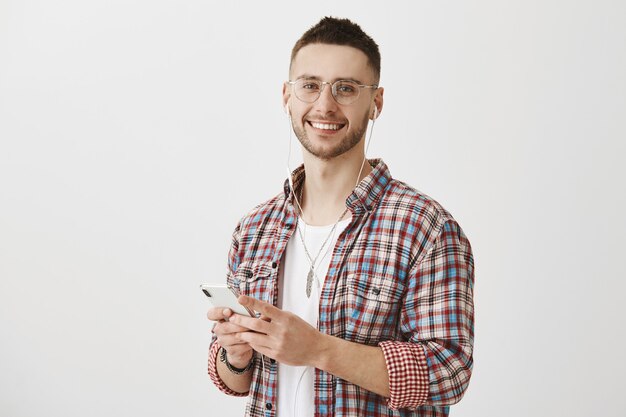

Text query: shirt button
(372, 287), (381, 295)
(245, 271), (253, 279)
(271, 262), (278, 269)
(265, 403), (273, 410)
(270, 358), (276, 364)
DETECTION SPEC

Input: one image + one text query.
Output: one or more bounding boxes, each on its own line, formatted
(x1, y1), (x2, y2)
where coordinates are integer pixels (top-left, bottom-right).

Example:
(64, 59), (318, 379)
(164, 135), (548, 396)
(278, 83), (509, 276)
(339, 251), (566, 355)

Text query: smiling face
(284, 43), (383, 161)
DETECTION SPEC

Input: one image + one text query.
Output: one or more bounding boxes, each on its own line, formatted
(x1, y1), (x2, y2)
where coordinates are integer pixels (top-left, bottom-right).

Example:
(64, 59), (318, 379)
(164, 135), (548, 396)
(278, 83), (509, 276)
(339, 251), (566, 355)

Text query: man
(207, 17), (474, 417)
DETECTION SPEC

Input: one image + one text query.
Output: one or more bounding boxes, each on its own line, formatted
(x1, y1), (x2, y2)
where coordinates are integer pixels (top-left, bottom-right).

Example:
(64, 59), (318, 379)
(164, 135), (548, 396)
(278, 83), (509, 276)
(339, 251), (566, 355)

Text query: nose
(314, 82), (338, 114)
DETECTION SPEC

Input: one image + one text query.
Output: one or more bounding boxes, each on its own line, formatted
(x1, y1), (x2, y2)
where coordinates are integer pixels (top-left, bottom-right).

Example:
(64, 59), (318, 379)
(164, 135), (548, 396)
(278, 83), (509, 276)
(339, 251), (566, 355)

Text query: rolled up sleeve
(207, 340), (249, 397)
(382, 219), (475, 409)
(379, 340), (429, 409)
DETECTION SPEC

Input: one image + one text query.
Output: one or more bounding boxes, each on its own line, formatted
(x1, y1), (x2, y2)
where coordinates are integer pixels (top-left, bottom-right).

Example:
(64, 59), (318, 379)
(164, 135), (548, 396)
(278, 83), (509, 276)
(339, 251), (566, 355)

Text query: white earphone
(285, 99), (294, 193)
(372, 106), (379, 120)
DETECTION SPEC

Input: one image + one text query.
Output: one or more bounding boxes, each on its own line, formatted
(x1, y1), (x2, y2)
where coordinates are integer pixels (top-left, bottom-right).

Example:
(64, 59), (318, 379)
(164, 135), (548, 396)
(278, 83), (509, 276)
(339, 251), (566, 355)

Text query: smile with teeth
(308, 121), (345, 131)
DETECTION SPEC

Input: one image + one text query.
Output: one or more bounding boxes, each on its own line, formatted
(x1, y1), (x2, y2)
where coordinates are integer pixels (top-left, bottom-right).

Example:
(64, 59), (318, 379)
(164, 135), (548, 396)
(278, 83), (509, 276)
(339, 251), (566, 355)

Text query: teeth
(311, 122), (342, 130)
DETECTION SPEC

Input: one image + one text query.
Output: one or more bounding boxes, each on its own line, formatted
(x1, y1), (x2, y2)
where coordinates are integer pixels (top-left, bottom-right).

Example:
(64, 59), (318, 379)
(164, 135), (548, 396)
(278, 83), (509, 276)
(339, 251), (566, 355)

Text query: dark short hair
(290, 17), (381, 82)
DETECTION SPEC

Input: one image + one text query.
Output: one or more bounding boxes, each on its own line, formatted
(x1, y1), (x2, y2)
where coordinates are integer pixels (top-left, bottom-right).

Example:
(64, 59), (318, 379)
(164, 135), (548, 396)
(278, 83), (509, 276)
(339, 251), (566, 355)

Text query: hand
(207, 307), (253, 368)
(229, 295), (326, 367)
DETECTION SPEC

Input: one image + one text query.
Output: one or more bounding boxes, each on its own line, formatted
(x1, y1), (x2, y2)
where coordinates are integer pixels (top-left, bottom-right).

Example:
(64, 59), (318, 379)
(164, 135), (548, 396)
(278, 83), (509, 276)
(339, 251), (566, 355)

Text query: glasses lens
(333, 80), (360, 104)
(294, 79), (321, 103)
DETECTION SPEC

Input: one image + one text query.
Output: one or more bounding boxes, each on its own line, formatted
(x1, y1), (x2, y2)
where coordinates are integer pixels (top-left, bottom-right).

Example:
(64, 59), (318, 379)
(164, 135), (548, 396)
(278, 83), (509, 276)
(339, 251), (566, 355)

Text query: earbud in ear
(372, 107), (379, 120)
(284, 103), (291, 116)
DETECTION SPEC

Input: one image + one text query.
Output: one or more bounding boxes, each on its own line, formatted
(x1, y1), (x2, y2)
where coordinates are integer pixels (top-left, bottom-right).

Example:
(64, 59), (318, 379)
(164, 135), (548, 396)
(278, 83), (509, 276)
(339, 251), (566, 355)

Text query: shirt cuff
(379, 340), (429, 409)
(208, 342), (249, 397)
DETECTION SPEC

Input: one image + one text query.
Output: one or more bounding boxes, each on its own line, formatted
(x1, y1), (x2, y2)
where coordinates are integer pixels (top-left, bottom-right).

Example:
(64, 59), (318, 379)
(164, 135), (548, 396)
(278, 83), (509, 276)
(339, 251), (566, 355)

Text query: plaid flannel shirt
(208, 159), (474, 417)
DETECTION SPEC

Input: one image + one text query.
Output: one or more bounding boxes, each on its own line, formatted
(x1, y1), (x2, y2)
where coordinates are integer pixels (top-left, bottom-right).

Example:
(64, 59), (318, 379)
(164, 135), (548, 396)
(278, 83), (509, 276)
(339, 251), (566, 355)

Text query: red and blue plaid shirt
(209, 159), (474, 416)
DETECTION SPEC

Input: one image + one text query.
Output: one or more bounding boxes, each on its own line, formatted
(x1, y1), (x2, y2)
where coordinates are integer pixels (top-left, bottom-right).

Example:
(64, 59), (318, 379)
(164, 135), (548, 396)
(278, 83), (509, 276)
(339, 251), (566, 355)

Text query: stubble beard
(292, 114), (369, 161)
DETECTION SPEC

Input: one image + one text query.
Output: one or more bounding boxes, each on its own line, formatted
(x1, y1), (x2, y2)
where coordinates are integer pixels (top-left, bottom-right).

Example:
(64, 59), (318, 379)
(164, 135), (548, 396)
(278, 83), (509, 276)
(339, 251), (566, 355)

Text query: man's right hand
(207, 307), (254, 368)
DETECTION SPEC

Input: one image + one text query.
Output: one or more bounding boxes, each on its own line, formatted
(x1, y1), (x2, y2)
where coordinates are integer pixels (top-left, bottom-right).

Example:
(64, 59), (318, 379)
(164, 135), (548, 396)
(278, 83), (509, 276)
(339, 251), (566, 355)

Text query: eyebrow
(296, 74), (365, 85)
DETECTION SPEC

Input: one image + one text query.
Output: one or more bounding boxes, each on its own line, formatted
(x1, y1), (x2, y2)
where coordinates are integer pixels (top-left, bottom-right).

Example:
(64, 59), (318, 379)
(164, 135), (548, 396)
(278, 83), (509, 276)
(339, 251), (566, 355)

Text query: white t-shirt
(276, 216), (351, 417)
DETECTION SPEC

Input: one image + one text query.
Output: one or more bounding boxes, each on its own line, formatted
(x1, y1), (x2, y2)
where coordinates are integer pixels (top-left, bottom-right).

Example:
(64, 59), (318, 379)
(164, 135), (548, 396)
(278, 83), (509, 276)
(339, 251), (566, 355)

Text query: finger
(229, 314), (272, 334)
(207, 307), (238, 322)
(213, 321), (252, 336)
(217, 333), (251, 348)
(222, 308), (233, 318)
(207, 307), (228, 321)
(239, 330), (272, 350)
(247, 343), (275, 361)
(238, 295), (282, 320)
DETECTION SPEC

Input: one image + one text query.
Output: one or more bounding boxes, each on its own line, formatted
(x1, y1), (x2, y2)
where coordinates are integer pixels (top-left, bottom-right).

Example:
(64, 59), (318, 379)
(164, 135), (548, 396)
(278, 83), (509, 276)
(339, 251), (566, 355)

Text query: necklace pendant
(306, 268), (314, 298)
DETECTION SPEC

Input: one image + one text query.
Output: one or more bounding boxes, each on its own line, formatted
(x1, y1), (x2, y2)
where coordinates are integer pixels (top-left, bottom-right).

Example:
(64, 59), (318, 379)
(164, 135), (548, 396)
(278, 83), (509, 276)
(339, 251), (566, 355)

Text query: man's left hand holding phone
(202, 284), (256, 390)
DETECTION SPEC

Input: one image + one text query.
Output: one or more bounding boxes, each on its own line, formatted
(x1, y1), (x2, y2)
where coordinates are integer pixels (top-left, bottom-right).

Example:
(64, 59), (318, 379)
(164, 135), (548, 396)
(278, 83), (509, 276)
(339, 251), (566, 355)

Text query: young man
(207, 17), (474, 417)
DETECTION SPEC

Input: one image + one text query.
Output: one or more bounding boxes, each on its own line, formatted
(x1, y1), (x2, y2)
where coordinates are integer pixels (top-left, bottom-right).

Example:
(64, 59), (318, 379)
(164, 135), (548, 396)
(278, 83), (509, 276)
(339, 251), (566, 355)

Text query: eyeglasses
(287, 78), (378, 105)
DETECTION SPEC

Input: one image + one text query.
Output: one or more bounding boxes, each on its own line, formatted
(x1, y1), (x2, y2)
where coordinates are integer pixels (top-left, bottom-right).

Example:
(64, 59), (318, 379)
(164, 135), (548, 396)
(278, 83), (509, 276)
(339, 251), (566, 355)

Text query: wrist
(312, 333), (335, 370)
(228, 349), (253, 369)
(220, 348), (254, 374)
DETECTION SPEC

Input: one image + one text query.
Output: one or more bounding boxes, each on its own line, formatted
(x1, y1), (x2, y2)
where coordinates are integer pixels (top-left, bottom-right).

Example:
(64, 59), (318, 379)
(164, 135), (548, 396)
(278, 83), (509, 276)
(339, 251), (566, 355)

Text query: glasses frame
(287, 78), (378, 105)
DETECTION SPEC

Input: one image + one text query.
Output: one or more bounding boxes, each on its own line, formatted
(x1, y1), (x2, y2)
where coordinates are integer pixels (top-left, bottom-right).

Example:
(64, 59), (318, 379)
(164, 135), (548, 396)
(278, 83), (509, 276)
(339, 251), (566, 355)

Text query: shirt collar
(282, 158), (391, 215)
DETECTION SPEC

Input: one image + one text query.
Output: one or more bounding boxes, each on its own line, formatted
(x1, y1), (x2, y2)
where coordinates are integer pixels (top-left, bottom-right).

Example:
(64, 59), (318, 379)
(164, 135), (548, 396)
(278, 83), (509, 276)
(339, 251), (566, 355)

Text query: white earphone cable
(354, 115), (376, 190)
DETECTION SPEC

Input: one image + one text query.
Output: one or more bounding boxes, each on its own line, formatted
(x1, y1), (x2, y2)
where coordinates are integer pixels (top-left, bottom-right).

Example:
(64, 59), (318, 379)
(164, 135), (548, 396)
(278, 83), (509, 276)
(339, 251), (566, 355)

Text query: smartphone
(200, 284), (254, 317)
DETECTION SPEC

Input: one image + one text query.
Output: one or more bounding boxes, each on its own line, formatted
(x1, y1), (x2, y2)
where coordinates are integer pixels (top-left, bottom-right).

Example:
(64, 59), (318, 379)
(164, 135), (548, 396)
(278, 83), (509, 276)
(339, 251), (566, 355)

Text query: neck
(299, 147), (372, 226)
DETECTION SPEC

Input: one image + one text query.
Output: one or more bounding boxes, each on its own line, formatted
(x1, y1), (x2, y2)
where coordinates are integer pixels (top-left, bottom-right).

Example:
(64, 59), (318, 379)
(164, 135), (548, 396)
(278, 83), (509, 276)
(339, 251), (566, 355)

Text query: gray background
(1, 1), (625, 416)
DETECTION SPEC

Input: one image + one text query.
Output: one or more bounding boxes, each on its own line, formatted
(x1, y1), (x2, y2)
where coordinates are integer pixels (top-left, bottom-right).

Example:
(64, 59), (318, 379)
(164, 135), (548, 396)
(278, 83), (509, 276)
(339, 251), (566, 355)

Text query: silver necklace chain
(295, 187), (349, 298)
(290, 127), (376, 298)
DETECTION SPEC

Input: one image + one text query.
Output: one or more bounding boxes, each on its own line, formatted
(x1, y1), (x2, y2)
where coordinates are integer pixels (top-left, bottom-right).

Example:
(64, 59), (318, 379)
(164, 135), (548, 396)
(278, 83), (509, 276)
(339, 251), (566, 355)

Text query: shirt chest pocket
(233, 261), (276, 304)
(345, 272), (405, 344)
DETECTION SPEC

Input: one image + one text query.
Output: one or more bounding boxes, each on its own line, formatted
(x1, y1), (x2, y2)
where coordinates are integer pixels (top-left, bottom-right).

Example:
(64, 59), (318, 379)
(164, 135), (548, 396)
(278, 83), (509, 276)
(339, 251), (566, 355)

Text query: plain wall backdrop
(1, 1), (625, 416)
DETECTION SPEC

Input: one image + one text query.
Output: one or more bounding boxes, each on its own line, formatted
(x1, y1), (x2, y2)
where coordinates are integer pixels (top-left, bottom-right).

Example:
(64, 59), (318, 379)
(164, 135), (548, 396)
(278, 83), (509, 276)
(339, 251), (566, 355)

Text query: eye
(299, 80), (320, 90)
(336, 82), (357, 94)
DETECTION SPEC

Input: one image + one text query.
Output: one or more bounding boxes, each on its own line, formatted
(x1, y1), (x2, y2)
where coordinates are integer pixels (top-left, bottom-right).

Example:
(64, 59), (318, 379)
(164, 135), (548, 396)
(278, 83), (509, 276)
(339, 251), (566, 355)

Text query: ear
(370, 87), (384, 120)
(282, 82), (291, 116)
